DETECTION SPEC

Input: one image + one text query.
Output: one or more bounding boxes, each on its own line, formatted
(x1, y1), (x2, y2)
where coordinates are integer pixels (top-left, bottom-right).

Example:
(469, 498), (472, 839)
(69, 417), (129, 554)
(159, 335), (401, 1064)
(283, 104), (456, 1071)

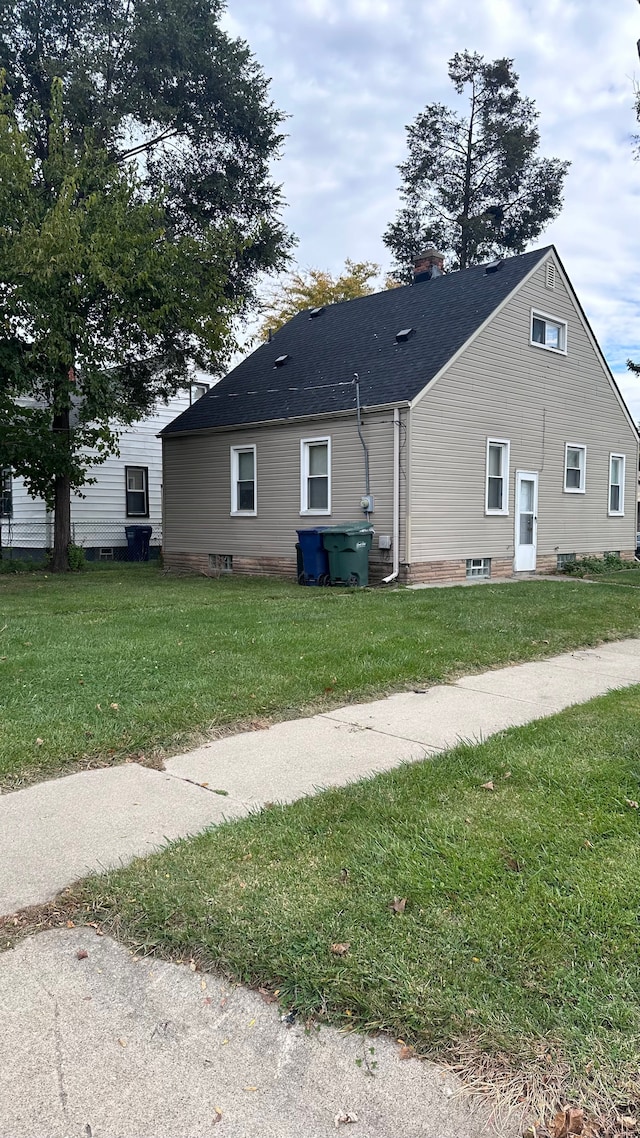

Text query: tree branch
(117, 127), (181, 161)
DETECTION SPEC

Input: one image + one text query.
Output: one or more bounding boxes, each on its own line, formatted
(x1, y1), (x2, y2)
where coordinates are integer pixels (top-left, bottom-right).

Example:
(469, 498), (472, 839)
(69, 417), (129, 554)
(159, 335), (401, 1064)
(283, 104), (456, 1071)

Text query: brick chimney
(413, 245), (445, 283)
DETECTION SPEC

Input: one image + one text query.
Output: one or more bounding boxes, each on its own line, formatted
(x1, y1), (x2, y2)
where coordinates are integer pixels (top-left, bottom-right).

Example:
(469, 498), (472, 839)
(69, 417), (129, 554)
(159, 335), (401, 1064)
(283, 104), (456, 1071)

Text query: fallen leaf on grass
(35, 738), (44, 746)
(330, 942), (350, 956)
(259, 987), (278, 1004)
(339, 868), (350, 882)
(398, 1045), (414, 1060)
(552, 1106), (586, 1137)
(109, 703), (119, 710)
(502, 853), (523, 873)
(76, 949), (88, 960)
(625, 799), (639, 810)
(389, 897), (407, 914)
(481, 781), (494, 791)
(335, 1111), (358, 1127)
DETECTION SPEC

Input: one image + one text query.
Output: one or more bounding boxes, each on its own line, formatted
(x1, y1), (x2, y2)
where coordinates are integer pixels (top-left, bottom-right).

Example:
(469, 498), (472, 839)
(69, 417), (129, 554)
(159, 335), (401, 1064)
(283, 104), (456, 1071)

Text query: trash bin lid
(320, 522), (374, 536)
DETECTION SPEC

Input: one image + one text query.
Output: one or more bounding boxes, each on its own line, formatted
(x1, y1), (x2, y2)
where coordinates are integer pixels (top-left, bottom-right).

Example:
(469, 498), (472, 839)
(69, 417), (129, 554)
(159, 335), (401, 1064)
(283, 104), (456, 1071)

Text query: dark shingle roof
(162, 247), (549, 436)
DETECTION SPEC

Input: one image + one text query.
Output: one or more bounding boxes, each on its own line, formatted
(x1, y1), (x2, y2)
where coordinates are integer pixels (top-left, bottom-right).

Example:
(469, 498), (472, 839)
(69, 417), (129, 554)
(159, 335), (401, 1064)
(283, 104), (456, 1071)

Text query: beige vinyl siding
(163, 410), (403, 562)
(409, 255), (638, 563)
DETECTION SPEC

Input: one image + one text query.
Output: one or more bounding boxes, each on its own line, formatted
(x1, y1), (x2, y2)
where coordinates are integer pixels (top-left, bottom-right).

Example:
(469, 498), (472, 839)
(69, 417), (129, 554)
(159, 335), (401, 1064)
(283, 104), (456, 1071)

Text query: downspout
(383, 406), (400, 584)
(353, 373), (370, 503)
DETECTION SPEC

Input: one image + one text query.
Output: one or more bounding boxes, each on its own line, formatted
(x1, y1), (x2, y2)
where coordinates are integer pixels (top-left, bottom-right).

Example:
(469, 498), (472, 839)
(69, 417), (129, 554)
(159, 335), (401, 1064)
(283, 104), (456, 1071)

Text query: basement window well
(466, 557), (491, 579)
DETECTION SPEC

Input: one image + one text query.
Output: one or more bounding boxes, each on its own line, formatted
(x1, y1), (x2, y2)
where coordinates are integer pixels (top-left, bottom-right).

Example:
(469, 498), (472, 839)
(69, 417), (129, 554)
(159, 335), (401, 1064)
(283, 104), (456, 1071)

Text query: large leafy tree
(0, 0), (293, 569)
(257, 259), (399, 340)
(383, 51), (570, 279)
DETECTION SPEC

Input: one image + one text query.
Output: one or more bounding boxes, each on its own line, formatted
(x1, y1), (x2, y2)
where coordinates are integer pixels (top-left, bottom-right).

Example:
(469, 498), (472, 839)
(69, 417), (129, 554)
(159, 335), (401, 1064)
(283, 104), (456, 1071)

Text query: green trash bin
(321, 522), (374, 587)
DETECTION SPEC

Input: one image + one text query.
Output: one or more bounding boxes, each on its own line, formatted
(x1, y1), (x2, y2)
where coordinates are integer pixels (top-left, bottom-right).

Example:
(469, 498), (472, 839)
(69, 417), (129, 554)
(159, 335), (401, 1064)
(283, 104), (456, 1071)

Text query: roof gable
(163, 247), (550, 436)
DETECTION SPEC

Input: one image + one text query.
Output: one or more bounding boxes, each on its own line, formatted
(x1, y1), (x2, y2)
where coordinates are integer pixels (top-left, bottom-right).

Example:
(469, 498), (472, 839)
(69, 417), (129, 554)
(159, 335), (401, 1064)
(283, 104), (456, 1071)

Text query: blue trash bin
(296, 528), (330, 585)
(125, 525), (152, 562)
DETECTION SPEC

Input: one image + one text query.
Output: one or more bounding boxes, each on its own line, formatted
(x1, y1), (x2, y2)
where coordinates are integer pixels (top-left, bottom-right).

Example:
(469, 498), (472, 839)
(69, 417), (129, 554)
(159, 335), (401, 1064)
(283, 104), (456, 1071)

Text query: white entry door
(514, 471), (538, 572)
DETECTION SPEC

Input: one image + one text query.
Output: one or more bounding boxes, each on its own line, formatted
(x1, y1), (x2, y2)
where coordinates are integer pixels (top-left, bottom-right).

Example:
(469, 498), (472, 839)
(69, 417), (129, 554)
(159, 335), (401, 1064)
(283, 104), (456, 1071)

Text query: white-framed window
(190, 382), (209, 403)
(564, 443), (586, 494)
(1, 468), (12, 517)
(485, 438), (510, 515)
(125, 466), (149, 516)
(230, 445), (257, 515)
(608, 453), (625, 516)
(466, 557), (491, 579)
(300, 437), (331, 514)
(530, 309), (567, 354)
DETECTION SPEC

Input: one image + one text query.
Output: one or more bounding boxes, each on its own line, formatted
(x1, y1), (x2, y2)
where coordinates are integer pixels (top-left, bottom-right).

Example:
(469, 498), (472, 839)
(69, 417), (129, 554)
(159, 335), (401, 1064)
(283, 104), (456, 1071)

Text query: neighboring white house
(1, 381), (210, 560)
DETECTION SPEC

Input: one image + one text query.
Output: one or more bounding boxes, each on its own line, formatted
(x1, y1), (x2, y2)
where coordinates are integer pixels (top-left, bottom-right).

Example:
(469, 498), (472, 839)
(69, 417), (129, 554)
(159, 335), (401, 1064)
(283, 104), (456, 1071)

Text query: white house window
(230, 446), (257, 515)
(301, 437), (331, 514)
(125, 466), (149, 516)
(564, 444), (586, 494)
(190, 382), (209, 403)
(608, 454), (625, 516)
(530, 310), (567, 353)
(485, 439), (510, 515)
(466, 557), (491, 578)
(0, 468), (12, 517)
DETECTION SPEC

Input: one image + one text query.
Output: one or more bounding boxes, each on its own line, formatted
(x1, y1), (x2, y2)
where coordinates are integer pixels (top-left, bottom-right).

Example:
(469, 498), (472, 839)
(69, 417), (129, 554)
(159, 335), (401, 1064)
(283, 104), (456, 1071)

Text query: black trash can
(125, 525), (152, 562)
(296, 527), (330, 585)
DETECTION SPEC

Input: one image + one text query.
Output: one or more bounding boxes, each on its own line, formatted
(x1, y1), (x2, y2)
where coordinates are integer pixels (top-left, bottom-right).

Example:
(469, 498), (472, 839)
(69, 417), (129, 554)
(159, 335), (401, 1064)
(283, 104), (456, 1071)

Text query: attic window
(545, 263), (557, 290)
(274, 354), (290, 368)
(484, 259), (503, 275)
(309, 307), (324, 319)
(395, 327), (415, 343)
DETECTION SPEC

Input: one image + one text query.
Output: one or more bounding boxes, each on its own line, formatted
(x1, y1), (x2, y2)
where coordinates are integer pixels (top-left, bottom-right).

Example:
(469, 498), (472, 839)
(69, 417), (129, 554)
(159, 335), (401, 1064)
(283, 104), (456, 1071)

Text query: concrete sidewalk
(2, 641), (640, 1138)
(3, 639), (640, 916)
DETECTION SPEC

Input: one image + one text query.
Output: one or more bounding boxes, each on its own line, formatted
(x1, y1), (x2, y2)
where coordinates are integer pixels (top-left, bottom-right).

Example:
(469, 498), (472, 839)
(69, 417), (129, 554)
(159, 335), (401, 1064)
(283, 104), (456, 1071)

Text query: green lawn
(87, 686), (640, 1116)
(2, 565), (640, 788)
(588, 569), (640, 587)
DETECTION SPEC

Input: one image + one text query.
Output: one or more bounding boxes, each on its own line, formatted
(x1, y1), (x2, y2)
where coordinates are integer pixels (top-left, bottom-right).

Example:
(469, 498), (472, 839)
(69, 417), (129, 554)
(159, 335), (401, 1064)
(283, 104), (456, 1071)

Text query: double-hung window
(230, 445), (257, 515)
(125, 466), (149, 516)
(485, 439), (510, 515)
(0, 468), (12, 517)
(564, 444), (586, 494)
(608, 454), (625, 516)
(530, 310), (567, 354)
(301, 437), (331, 514)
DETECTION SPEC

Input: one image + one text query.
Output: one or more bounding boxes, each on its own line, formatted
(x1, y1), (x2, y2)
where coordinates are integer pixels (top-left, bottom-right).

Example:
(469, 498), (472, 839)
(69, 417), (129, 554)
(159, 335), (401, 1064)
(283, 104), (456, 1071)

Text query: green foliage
(0, 557), (46, 574)
(383, 50), (570, 277)
(562, 553), (627, 577)
(66, 544), (86, 572)
(257, 260), (399, 339)
(0, 1), (293, 567)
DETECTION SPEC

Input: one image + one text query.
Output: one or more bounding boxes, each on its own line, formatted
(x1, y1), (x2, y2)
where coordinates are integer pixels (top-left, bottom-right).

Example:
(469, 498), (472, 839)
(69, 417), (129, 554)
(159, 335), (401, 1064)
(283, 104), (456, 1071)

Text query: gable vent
(274, 354), (290, 368)
(309, 307), (324, 319)
(395, 327), (415, 343)
(545, 263), (557, 290)
(484, 258), (503, 275)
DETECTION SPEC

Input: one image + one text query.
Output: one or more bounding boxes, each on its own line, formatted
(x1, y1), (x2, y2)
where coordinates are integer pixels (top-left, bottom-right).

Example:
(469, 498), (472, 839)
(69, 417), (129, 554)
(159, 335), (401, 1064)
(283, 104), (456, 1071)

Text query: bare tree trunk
(51, 406), (71, 572)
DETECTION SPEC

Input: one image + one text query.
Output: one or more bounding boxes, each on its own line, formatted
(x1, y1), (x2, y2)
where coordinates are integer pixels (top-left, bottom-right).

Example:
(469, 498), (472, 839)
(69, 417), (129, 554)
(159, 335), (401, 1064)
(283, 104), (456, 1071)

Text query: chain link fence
(0, 520), (162, 561)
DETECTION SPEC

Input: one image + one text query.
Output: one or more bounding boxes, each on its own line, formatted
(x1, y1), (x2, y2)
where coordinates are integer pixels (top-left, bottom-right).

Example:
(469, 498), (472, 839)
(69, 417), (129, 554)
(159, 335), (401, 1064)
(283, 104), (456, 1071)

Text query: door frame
(514, 470), (539, 573)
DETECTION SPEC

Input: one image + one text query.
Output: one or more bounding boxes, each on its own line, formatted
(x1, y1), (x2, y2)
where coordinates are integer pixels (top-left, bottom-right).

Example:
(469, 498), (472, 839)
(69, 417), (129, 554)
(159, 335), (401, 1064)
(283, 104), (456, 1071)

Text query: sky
(221, 0), (640, 420)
